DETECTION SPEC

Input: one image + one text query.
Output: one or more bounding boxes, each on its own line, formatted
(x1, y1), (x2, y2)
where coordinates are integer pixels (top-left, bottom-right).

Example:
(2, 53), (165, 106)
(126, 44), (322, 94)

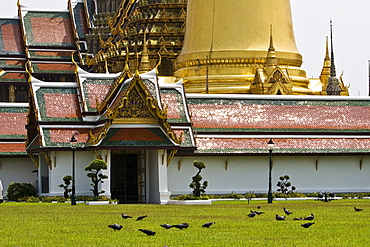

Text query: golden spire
(138, 32), (152, 73)
(266, 25), (277, 67)
(320, 36), (331, 88)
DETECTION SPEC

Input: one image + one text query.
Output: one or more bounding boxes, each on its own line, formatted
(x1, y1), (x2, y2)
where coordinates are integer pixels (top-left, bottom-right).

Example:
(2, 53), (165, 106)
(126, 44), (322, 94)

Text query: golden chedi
(175, 0), (314, 95)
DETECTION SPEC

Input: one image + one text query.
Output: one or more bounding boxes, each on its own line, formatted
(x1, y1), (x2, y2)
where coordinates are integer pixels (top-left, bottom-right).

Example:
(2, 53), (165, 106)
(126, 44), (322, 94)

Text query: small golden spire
(138, 32), (152, 73)
(266, 25), (277, 66)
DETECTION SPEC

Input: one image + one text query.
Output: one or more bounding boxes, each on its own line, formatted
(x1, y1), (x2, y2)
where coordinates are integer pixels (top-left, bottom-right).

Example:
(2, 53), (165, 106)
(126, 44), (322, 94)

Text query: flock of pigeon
(247, 205), (364, 229)
(108, 205), (364, 235)
(108, 213), (215, 236)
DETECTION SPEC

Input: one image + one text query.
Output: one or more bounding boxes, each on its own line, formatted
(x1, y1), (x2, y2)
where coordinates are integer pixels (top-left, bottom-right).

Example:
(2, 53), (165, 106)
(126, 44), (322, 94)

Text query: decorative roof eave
(76, 65), (123, 112)
(91, 124), (180, 148)
(68, 0), (85, 62)
(185, 93), (370, 101)
(29, 75), (79, 122)
(193, 137), (370, 155)
(159, 78), (192, 123)
(92, 74), (181, 146)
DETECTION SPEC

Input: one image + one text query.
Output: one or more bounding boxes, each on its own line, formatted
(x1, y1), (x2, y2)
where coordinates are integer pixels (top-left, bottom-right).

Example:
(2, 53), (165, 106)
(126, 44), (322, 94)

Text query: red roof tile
(189, 103), (370, 130)
(108, 128), (165, 142)
(44, 93), (81, 119)
(1, 24), (24, 52)
(49, 128), (90, 144)
(36, 63), (75, 71)
(2, 72), (26, 79)
(0, 113), (27, 136)
(0, 143), (26, 153)
(86, 83), (112, 109)
(196, 137), (370, 153)
(6, 60), (24, 66)
(161, 93), (181, 119)
(30, 17), (74, 44)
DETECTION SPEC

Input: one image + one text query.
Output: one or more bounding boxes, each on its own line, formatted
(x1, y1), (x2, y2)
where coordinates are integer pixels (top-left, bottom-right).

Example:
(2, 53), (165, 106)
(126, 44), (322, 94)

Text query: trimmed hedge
(7, 182), (36, 201)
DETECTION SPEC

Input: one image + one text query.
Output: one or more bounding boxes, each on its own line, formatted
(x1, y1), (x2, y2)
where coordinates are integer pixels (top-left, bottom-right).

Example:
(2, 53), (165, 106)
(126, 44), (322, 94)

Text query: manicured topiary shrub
(85, 159), (108, 196)
(276, 175), (296, 195)
(189, 160), (208, 197)
(7, 182), (36, 201)
(58, 175), (72, 198)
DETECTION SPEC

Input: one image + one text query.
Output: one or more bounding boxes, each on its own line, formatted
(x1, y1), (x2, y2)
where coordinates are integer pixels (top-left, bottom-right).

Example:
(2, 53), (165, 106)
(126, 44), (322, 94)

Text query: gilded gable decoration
(266, 69), (292, 95)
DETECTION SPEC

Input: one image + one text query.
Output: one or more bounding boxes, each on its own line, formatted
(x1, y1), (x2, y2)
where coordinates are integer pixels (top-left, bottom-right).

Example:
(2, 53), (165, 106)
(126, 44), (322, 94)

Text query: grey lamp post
(267, 139), (274, 203)
(70, 134), (77, 205)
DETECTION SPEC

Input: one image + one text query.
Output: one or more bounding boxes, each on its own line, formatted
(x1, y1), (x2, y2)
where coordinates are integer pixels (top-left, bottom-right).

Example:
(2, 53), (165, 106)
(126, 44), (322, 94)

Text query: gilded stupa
(87, 0), (349, 96)
(174, 0), (347, 95)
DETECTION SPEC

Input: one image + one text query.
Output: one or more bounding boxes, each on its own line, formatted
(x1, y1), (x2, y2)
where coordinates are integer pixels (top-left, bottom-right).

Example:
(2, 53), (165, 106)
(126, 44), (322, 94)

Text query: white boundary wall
(168, 155), (370, 195)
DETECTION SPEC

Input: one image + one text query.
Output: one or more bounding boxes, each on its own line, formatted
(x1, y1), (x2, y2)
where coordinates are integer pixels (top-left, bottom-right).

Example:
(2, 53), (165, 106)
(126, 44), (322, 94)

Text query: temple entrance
(110, 150), (146, 203)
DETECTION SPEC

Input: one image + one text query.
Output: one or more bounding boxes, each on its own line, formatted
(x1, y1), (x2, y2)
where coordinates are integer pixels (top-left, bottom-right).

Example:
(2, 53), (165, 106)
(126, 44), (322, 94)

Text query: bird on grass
(173, 223), (189, 229)
(136, 215), (147, 221)
(256, 206), (261, 209)
(354, 207), (363, 212)
(139, 229), (156, 236)
(254, 211), (264, 215)
(301, 222), (315, 228)
(275, 214), (286, 221)
(283, 207), (293, 216)
(160, 224), (173, 229)
(202, 222), (215, 228)
(108, 223), (123, 231)
(247, 211), (256, 217)
(122, 213), (132, 219)
(293, 217), (303, 221)
(304, 213), (314, 221)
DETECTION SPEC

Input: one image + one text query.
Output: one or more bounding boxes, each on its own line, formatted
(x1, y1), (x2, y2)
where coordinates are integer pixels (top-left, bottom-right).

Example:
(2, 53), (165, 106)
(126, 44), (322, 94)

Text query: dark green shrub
(221, 193), (243, 199)
(189, 160), (208, 197)
(276, 175), (296, 195)
(58, 175), (72, 198)
(23, 196), (40, 203)
(7, 182), (36, 201)
(85, 159), (108, 196)
(172, 194), (209, 200)
(39, 196), (67, 203)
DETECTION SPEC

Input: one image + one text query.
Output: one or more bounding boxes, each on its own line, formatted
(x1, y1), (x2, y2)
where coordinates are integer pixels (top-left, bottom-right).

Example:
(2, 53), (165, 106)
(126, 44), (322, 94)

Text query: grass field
(0, 199), (369, 246)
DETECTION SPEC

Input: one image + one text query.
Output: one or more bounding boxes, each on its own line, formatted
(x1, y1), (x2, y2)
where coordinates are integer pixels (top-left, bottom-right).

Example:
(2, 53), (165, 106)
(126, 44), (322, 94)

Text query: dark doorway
(111, 150), (146, 203)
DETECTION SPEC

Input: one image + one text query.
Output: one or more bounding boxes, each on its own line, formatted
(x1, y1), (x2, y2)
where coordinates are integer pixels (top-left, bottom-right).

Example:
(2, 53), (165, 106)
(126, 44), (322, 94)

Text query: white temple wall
(147, 150), (160, 203)
(45, 151), (103, 197)
(168, 155), (370, 195)
(0, 158), (37, 193)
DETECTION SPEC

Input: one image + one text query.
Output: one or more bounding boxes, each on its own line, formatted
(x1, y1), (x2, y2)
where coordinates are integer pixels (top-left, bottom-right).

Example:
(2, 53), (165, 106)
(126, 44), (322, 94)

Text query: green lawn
(0, 199), (369, 246)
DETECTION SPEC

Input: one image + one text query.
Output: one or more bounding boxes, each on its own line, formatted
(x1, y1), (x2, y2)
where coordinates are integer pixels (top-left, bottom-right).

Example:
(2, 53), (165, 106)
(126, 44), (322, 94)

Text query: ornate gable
(108, 74), (166, 124)
(89, 73), (181, 146)
(266, 69), (292, 95)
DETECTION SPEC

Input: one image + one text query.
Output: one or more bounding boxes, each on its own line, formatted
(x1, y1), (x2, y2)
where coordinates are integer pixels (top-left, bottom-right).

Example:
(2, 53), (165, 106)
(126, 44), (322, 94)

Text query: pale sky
(1, 0), (370, 96)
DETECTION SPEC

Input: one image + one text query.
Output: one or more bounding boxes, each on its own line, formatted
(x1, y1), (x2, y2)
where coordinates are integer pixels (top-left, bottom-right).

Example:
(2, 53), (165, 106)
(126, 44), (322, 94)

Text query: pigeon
(122, 213), (132, 219)
(293, 217), (303, 221)
(202, 222), (215, 228)
(160, 224), (173, 229)
(247, 211), (256, 217)
(301, 222), (315, 228)
(136, 215), (148, 221)
(257, 206), (261, 209)
(108, 223), (123, 231)
(275, 214), (286, 221)
(304, 213), (314, 221)
(138, 229), (156, 236)
(254, 211), (264, 215)
(283, 207), (293, 215)
(173, 223), (189, 229)
(354, 207), (363, 212)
